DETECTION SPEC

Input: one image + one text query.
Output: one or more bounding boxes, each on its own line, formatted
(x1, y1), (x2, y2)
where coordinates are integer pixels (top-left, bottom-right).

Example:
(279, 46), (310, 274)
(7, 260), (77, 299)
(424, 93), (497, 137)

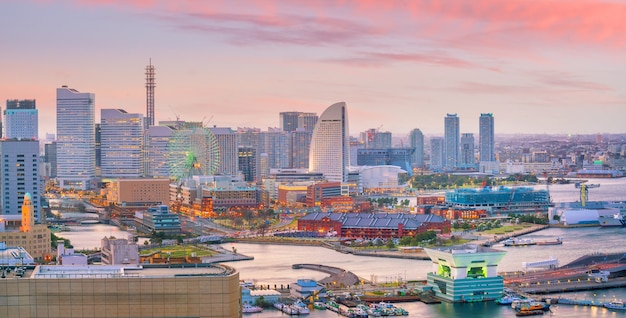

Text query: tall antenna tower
(145, 59), (156, 129)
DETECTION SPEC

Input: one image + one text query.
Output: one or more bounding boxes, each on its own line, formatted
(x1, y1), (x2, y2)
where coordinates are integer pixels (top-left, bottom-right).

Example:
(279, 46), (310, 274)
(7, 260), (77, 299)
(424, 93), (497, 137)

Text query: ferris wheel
(167, 127), (220, 181)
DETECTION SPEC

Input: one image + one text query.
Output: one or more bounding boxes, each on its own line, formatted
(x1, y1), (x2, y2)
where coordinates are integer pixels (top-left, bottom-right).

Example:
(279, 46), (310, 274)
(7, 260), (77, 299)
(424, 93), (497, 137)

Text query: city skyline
(2, 1), (626, 137)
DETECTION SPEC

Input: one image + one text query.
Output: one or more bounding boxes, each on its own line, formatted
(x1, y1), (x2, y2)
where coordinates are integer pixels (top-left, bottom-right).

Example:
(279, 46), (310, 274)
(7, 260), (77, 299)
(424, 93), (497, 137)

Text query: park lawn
(140, 244), (214, 258)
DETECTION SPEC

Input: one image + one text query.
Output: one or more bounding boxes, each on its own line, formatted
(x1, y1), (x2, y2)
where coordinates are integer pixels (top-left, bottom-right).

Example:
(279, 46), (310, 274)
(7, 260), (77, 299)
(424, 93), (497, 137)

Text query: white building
(4, 99), (38, 140)
(0, 140), (42, 222)
(101, 236), (139, 265)
(56, 86), (95, 190)
(358, 166), (405, 190)
(100, 109), (144, 178)
(209, 127), (239, 176)
(309, 102), (350, 183)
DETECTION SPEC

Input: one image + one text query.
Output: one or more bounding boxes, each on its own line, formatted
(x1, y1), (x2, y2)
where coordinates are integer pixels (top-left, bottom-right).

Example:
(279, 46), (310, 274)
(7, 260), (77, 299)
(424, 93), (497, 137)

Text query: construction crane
(575, 182), (600, 207)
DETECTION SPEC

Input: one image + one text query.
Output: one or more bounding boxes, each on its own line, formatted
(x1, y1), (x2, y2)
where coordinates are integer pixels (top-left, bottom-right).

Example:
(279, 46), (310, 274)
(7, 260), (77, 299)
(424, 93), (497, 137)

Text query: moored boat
(496, 295), (521, 305)
(536, 237), (562, 245)
(503, 238), (536, 247)
(604, 300), (626, 310)
(242, 303), (263, 313)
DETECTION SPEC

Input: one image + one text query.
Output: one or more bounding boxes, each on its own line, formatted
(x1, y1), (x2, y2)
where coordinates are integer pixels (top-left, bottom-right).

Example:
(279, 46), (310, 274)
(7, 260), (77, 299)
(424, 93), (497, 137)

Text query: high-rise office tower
(100, 109), (144, 178)
(279, 112), (300, 132)
(409, 128), (424, 168)
(0, 139), (43, 223)
(460, 133), (475, 168)
(143, 126), (173, 179)
(430, 137), (444, 171)
(238, 146), (256, 182)
(5, 99), (38, 140)
(290, 129), (312, 169)
(209, 127), (238, 176)
(263, 128), (291, 169)
(56, 86), (95, 190)
(145, 60), (156, 129)
(479, 113), (495, 162)
(309, 102), (350, 183)
(95, 124), (101, 169)
(44, 142), (57, 178)
(360, 129), (392, 149)
(297, 113), (318, 132)
(444, 113), (460, 171)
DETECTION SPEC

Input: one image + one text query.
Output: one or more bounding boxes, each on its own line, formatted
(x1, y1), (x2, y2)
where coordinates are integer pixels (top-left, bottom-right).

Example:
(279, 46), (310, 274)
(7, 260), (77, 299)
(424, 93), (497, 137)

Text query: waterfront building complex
(56, 86), (96, 190)
(425, 244), (506, 302)
(100, 109), (144, 178)
(4, 99), (38, 140)
(445, 186), (551, 216)
(135, 205), (181, 234)
(0, 264), (241, 318)
(298, 212), (449, 239)
(309, 102), (350, 183)
(0, 139), (43, 223)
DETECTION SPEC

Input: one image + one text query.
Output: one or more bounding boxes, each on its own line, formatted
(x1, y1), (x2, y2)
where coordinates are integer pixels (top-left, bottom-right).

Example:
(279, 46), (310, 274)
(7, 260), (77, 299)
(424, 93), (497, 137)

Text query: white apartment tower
(100, 109), (144, 178)
(4, 99), (38, 140)
(56, 86), (95, 190)
(308, 102), (350, 183)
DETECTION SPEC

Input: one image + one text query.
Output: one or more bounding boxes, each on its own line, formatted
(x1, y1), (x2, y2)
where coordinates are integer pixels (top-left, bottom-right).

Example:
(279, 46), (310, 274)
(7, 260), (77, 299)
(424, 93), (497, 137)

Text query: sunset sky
(2, 0), (625, 139)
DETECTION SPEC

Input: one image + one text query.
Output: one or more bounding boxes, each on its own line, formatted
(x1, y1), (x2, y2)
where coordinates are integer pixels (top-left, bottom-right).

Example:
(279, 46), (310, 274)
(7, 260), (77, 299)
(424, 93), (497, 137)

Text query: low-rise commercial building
(0, 264), (241, 318)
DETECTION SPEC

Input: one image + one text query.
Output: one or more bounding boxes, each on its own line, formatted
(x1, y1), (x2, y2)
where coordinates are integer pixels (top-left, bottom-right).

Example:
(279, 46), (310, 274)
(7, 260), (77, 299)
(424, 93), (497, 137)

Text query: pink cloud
(72, 0), (626, 49)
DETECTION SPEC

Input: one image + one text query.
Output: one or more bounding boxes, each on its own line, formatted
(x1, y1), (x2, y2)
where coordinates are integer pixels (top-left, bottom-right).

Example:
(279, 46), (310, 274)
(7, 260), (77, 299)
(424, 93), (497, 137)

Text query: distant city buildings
(460, 133), (475, 169)
(430, 137), (444, 171)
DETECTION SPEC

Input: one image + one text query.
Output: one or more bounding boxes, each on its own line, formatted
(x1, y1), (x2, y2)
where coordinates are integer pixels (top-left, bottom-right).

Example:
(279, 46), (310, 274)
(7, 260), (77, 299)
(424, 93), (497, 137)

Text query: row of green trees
(408, 173), (540, 190)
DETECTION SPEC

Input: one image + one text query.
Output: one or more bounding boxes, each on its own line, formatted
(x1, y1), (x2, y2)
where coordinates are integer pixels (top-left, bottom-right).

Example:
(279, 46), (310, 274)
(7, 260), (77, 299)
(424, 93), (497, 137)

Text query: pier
(292, 263), (366, 287)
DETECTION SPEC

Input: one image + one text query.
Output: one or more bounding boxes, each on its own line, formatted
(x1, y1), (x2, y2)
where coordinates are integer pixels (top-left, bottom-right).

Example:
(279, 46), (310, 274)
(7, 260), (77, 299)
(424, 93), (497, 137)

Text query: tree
(386, 239), (395, 249)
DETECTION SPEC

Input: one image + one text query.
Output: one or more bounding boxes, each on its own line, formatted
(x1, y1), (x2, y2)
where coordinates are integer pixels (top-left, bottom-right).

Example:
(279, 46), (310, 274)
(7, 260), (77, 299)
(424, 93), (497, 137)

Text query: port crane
(575, 182), (600, 207)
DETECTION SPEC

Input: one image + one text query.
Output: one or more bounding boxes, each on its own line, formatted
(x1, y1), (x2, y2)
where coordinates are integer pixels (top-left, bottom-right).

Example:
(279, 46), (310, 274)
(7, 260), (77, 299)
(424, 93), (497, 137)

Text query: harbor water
(58, 177), (626, 317)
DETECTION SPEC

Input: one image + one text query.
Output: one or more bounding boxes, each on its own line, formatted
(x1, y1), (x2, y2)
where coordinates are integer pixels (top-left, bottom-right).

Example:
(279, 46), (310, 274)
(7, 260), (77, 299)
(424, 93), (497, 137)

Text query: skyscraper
(209, 127), (239, 176)
(279, 112), (300, 132)
(100, 109), (144, 178)
(479, 113), (495, 162)
(430, 137), (444, 171)
(309, 102), (350, 183)
(460, 133), (475, 168)
(145, 60), (156, 129)
(0, 139), (43, 223)
(238, 146), (256, 182)
(297, 113), (318, 132)
(290, 129), (312, 169)
(263, 128), (291, 169)
(56, 86), (95, 190)
(143, 125), (173, 178)
(444, 113), (460, 171)
(4, 99), (38, 140)
(409, 128), (424, 168)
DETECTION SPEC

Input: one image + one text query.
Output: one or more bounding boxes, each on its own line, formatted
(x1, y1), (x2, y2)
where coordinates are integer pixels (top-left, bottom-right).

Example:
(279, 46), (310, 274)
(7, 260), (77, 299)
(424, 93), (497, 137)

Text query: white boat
(605, 300), (626, 310)
(503, 238), (536, 247)
(242, 304), (263, 313)
(274, 303), (299, 315)
(293, 300), (310, 315)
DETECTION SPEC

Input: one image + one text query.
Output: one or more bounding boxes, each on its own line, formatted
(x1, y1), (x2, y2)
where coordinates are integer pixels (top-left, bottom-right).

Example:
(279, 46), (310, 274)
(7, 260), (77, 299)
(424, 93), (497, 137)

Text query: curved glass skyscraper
(308, 102), (350, 182)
